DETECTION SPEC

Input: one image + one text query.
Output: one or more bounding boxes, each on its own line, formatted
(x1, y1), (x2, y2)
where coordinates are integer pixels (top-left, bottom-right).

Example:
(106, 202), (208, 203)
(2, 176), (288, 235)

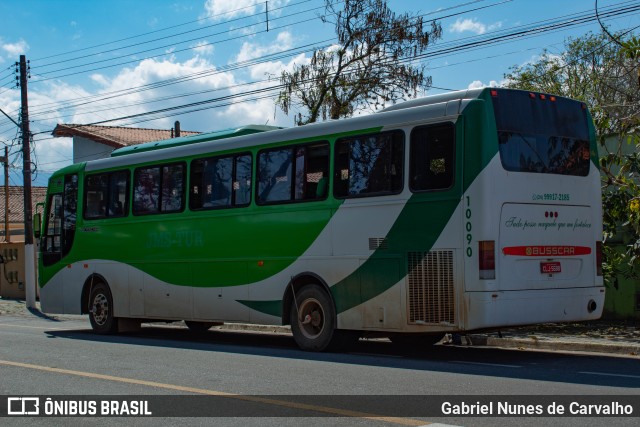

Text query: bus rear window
(492, 90), (590, 176)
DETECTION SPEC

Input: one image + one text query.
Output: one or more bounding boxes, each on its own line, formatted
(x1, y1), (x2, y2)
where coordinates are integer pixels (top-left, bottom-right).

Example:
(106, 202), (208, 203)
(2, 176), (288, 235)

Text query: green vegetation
(504, 31), (640, 285)
(276, 0), (442, 125)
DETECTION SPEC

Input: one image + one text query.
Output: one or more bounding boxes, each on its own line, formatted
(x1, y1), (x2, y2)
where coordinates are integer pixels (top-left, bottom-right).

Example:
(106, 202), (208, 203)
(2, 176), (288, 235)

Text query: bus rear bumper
(463, 286), (605, 331)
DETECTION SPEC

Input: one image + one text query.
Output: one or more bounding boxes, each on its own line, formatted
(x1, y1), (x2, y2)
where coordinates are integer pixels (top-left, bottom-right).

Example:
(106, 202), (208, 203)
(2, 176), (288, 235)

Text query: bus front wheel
(290, 285), (336, 352)
(88, 282), (118, 334)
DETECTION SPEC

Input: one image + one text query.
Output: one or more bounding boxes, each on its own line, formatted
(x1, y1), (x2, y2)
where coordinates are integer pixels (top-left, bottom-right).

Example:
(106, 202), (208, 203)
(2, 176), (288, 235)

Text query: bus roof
(84, 93), (486, 173)
(110, 125), (283, 157)
(380, 88), (484, 112)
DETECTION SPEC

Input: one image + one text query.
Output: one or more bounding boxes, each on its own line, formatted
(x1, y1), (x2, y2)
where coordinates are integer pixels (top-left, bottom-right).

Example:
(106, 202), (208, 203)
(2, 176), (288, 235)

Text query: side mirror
(33, 213), (42, 239)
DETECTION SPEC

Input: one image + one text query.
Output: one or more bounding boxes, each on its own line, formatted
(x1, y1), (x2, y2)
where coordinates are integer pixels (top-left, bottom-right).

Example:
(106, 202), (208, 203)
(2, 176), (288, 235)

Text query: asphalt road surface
(0, 313), (638, 427)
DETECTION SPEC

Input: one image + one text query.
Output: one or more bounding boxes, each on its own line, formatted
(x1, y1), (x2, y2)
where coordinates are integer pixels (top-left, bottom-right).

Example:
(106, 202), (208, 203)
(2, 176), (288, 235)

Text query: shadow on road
(43, 323), (640, 390)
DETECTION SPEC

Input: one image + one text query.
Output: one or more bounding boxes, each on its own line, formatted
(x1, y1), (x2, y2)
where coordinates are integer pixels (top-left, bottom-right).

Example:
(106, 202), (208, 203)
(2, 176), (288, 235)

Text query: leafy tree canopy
(277, 0), (442, 125)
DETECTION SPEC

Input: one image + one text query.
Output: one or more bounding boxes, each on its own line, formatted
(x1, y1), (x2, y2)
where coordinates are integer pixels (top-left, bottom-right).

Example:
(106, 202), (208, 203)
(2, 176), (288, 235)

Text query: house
(0, 186), (47, 298)
(0, 186), (47, 242)
(51, 122), (200, 163)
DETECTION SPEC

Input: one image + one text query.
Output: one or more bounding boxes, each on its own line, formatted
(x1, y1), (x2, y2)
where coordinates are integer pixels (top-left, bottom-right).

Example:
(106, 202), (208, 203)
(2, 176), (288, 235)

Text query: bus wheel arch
(81, 273), (109, 315)
(282, 272), (334, 326)
(83, 274), (118, 334)
(285, 274), (342, 352)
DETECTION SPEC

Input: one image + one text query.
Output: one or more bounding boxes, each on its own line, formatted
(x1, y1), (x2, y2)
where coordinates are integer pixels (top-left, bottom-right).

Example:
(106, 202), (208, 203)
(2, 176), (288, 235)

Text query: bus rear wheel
(290, 285), (336, 352)
(88, 282), (118, 334)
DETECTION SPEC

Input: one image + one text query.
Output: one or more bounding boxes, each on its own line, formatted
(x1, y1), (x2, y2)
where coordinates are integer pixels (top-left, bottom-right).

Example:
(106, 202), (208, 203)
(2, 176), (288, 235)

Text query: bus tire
(88, 282), (118, 334)
(290, 284), (336, 352)
(185, 321), (214, 332)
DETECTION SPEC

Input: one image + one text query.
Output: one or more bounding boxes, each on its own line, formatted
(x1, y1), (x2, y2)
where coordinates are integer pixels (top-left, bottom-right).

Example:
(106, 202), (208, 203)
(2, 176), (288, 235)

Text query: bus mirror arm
(33, 213), (42, 239)
(33, 202), (45, 240)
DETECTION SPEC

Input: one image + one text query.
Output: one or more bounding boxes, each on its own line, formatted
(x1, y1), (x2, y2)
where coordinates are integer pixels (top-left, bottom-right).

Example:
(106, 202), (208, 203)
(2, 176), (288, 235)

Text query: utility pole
(19, 55), (36, 308)
(0, 110), (19, 244)
(1, 147), (9, 243)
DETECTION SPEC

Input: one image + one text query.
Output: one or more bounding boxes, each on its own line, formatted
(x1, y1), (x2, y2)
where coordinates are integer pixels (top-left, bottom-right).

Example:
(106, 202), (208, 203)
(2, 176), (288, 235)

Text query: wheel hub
(298, 298), (325, 339)
(91, 294), (109, 326)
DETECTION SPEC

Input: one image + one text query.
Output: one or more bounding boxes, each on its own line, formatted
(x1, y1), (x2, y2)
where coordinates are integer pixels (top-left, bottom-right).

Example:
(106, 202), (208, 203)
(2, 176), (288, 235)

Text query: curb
(214, 323), (291, 335)
(218, 325), (640, 357)
(3, 300), (638, 357)
(466, 335), (640, 356)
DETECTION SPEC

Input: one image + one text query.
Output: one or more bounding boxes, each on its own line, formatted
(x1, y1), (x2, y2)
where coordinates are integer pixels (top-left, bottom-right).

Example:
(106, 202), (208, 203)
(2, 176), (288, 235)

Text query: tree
(276, 0), (442, 126)
(504, 31), (640, 283)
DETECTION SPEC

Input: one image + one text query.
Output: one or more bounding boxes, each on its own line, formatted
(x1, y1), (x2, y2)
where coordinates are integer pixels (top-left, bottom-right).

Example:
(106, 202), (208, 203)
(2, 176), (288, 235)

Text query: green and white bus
(37, 88), (604, 351)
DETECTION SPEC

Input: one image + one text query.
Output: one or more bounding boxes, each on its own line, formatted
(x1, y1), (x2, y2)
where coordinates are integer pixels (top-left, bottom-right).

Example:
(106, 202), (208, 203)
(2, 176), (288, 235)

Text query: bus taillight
(479, 240), (495, 279)
(596, 241), (603, 276)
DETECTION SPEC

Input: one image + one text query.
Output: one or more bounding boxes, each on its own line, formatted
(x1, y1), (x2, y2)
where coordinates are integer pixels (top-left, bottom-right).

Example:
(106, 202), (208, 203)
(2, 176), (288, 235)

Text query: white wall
(73, 136), (115, 163)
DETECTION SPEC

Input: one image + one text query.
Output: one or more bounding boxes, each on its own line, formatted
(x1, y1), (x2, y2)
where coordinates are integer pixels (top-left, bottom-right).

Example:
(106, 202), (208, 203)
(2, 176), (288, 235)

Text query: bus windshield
(492, 90), (590, 176)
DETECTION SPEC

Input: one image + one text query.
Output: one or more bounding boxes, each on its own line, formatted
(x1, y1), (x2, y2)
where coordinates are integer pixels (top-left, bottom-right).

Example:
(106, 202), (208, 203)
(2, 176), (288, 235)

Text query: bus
(36, 88), (604, 351)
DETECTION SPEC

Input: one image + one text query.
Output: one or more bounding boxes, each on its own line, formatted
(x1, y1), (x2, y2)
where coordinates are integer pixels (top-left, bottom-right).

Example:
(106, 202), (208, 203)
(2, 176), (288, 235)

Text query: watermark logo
(7, 397), (39, 415)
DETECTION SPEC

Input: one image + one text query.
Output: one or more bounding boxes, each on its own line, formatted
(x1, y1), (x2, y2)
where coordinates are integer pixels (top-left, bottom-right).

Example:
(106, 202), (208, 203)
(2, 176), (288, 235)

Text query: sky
(0, 0), (638, 186)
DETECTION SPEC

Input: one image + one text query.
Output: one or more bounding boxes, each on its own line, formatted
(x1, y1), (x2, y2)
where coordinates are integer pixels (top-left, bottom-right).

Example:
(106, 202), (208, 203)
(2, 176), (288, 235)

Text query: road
(0, 313), (638, 427)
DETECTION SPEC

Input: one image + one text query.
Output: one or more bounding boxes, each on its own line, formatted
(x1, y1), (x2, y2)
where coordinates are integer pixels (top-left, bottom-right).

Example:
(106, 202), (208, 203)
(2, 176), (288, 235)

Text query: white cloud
(12, 55), (244, 173)
(75, 56), (236, 127)
(467, 80), (501, 89)
(191, 41), (214, 56)
(450, 18), (502, 35)
(236, 31), (294, 63)
(2, 39), (29, 56)
(203, 0), (290, 20)
(15, 28), (314, 172)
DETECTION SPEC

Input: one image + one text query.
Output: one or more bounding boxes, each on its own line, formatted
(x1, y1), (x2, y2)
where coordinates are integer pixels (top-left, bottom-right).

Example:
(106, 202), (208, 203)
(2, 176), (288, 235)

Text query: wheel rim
(298, 297), (325, 339)
(91, 293), (109, 326)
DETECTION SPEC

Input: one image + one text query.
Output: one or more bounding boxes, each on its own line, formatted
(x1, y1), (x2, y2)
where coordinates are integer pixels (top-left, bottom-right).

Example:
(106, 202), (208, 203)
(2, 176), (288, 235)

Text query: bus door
(40, 174), (78, 313)
(42, 174), (78, 267)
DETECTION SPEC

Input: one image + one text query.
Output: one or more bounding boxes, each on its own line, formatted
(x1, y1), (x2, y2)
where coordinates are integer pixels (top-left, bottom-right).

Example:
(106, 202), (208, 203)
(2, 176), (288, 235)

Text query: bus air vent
(368, 238), (388, 250)
(407, 251), (455, 325)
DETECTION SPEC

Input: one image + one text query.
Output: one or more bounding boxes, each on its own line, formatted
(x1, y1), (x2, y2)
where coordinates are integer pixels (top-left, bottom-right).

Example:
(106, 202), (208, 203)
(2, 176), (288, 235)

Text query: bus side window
(84, 170), (129, 219)
(410, 123), (455, 192)
(233, 154), (252, 206)
(334, 131), (404, 198)
(257, 142), (329, 205)
(62, 174), (78, 258)
(161, 164), (185, 212)
(191, 153), (252, 210)
(44, 194), (63, 254)
(134, 167), (161, 214)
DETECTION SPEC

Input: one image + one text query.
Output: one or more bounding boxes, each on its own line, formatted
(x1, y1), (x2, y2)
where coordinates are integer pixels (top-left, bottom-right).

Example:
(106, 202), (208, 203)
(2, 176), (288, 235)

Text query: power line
(32, 3), (329, 80)
(44, 15), (640, 131)
(32, 0), (313, 64)
(12, 1), (640, 175)
(15, 0), (518, 128)
(7, 0), (509, 126)
(30, 0), (503, 83)
(11, 2), (640, 133)
(26, 38), (333, 116)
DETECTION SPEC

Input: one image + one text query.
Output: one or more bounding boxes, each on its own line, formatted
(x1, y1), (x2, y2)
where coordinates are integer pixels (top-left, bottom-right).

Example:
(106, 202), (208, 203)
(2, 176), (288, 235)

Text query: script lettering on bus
(504, 216), (591, 232)
(504, 216), (536, 230)
(145, 231), (204, 249)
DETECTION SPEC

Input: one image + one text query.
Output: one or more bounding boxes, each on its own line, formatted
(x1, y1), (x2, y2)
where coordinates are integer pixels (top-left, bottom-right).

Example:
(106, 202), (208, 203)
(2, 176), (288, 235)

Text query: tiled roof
(0, 186), (47, 224)
(52, 124), (200, 149)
